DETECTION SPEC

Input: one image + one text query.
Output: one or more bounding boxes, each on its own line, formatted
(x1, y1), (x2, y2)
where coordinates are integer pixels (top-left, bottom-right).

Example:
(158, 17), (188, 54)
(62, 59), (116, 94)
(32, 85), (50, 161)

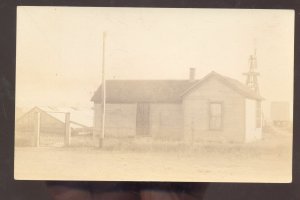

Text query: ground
(14, 127), (292, 183)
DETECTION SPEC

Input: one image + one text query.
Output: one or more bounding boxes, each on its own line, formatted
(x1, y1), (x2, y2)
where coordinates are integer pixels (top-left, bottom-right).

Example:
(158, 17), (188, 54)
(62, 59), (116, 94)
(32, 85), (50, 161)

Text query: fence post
(34, 111), (41, 147)
(65, 112), (71, 146)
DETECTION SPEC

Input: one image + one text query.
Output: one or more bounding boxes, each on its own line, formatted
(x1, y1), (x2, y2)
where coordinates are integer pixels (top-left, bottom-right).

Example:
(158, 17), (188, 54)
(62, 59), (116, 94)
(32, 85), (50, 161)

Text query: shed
(15, 106), (94, 146)
(16, 106), (93, 134)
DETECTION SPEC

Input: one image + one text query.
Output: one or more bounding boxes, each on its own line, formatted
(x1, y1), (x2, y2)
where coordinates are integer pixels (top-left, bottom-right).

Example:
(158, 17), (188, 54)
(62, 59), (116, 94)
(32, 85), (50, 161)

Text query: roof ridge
(218, 74), (263, 98)
(180, 71), (263, 100)
(91, 71), (263, 103)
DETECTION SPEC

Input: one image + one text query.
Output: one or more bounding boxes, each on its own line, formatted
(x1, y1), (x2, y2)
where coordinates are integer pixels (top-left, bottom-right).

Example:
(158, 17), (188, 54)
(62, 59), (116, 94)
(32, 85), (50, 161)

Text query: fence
(15, 110), (93, 147)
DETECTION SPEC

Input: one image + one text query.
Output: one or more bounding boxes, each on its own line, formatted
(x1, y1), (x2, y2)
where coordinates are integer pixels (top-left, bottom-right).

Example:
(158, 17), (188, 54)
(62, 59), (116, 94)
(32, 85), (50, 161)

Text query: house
(91, 69), (263, 142)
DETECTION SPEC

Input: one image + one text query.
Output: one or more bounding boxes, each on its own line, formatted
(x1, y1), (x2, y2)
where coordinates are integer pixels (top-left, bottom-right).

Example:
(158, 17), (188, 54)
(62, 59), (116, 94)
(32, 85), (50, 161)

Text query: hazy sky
(16, 7), (294, 112)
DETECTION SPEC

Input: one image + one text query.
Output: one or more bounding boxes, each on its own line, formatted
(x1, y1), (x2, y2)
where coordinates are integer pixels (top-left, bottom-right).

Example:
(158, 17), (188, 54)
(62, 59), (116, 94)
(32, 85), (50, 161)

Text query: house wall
(93, 103), (183, 139)
(93, 103), (137, 137)
(245, 99), (262, 142)
(149, 104), (183, 139)
(182, 78), (246, 142)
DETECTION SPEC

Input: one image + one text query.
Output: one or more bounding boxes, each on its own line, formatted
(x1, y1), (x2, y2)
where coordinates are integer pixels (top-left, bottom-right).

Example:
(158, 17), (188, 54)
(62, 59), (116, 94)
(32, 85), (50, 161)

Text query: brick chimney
(189, 68), (196, 81)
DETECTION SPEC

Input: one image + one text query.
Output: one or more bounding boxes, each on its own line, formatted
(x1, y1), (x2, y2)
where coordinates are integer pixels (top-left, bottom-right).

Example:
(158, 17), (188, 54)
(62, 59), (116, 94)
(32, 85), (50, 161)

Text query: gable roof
(91, 71), (263, 103)
(181, 71), (264, 100)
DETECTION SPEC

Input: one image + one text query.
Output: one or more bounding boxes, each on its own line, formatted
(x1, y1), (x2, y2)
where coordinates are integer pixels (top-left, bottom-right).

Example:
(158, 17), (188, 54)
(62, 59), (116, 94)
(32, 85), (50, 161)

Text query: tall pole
(65, 112), (71, 146)
(99, 32), (106, 148)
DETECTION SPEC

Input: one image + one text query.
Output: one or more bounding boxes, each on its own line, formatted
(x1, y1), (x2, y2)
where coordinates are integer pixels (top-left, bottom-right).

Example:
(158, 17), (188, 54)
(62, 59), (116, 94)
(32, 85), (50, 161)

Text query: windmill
(243, 49), (260, 94)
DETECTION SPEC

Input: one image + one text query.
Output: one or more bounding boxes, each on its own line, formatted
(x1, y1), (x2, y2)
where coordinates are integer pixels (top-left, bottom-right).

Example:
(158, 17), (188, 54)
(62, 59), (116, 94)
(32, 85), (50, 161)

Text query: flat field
(14, 129), (292, 182)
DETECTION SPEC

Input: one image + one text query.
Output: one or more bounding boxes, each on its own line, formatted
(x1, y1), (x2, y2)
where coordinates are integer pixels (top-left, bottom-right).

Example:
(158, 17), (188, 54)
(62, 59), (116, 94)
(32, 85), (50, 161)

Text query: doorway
(136, 103), (150, 136)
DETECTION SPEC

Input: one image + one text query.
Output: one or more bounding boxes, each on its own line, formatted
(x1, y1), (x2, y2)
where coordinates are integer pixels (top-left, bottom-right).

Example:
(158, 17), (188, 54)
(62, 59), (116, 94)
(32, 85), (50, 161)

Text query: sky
(16, 7), (294, 117)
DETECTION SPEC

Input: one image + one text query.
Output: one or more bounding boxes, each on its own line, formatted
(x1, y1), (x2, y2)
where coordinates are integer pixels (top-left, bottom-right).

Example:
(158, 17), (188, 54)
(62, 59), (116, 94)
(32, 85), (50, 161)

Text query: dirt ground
(14, 128), (292, 183)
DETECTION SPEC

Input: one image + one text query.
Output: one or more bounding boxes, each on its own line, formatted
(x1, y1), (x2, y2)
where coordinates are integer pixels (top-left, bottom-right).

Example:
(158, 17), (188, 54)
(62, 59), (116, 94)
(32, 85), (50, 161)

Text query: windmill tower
(243, 50), (260, 94)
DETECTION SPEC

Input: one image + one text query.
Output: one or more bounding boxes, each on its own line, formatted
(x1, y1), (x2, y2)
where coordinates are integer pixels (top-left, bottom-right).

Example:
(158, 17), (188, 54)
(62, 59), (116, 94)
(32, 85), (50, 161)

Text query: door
(209, 102), (223, 130)
(136, 103), (150, 136)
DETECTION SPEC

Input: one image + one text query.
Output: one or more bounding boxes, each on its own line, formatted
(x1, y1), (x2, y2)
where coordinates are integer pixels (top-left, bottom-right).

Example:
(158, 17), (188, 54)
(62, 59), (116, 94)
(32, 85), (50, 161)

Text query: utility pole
(99, 32), (106, 148)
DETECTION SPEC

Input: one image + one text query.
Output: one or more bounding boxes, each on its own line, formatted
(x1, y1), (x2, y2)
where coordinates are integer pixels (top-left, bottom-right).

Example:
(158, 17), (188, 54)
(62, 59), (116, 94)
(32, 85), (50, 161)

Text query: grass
(14, 126), (293, 182)
(16, 125), (292, 156)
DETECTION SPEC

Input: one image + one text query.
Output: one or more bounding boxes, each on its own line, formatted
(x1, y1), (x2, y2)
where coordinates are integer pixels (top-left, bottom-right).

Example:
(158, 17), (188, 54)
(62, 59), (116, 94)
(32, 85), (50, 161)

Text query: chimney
(189, 68), (196, 81)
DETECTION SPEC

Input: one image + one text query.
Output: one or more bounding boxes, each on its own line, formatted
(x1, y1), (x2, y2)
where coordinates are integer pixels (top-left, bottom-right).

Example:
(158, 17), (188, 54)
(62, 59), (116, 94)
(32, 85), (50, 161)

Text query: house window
(256, 101), (262, 128)
(209, 103), (222, 130)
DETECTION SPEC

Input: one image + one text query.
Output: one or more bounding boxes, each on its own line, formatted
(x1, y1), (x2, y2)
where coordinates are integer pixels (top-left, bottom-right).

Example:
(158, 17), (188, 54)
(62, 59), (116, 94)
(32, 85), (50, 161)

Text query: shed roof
(91, 71), (263, 103)
(17, 106), (93, 128)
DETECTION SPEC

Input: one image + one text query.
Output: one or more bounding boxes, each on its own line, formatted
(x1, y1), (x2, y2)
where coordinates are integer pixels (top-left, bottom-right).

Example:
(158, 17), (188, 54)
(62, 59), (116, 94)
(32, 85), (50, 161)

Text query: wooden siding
(93, 103), (183, 139)
(93, 103), (137, 137)
(149, 104), (183, 139)
(182, 78), (246, 142)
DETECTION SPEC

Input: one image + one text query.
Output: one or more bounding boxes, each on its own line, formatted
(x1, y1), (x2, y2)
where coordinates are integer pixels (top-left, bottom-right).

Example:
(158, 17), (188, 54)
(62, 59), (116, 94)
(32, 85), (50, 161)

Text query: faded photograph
(15, 7), (294, 182)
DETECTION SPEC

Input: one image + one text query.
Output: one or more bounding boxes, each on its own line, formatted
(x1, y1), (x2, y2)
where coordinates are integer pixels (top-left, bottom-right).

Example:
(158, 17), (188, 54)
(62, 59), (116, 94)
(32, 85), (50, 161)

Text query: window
(209, 103), (222, 130)
(256, 101), (262, 128)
